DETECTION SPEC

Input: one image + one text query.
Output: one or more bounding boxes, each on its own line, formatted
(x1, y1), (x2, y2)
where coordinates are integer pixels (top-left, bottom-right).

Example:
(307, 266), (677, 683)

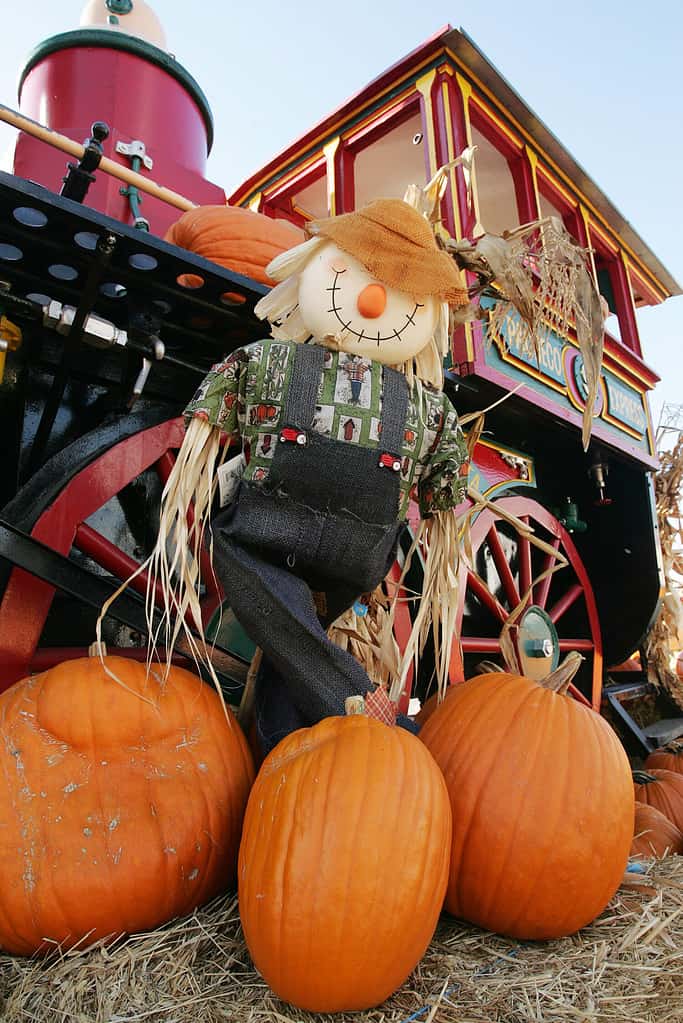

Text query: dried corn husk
(645, 432), (683, 709)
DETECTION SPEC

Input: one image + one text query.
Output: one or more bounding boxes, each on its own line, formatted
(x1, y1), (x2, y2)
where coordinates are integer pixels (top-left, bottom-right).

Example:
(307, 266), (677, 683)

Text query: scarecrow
(148, 198), (470, 753)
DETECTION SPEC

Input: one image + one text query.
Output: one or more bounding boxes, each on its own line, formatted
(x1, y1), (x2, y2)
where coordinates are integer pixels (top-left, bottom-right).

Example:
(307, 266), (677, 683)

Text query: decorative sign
(483, 301), (651, 453)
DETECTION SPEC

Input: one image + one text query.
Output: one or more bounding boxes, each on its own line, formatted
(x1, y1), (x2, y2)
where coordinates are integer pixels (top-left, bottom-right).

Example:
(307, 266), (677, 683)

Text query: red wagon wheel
(0, 413), (223, 691)
(451, 495), (603, 710)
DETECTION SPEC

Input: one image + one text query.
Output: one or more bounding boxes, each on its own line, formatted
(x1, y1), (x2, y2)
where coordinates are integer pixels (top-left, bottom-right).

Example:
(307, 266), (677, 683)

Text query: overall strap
(282, 343), (326, 430)
(379, 366), (409, 455)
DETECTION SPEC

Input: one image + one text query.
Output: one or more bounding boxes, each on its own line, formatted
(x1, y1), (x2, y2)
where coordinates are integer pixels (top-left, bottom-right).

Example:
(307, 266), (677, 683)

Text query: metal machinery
(0, 11), (680, 749)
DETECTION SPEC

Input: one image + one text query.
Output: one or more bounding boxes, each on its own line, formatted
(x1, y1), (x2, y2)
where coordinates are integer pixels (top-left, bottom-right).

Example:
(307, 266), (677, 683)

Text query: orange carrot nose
(356, 283), (386, 319)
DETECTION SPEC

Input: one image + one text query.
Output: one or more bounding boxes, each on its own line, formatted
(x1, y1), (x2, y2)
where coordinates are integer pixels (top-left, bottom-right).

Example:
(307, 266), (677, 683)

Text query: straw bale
(2, 858), (683, 1022)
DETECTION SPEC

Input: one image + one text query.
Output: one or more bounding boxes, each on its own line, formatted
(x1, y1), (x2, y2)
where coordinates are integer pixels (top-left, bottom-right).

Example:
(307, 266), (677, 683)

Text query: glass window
(265, 168), (328, 228)
(470, 124), (520, 235)
(290, 175), (327, 221)
(353, 110), (426, 207)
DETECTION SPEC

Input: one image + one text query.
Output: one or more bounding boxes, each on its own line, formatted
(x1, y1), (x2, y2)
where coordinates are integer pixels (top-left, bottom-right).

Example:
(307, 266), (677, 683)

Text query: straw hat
(305, 198), (468, 306)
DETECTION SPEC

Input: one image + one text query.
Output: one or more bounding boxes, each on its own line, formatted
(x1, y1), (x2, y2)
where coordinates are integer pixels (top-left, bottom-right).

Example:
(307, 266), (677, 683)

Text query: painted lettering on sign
(605, 377), (647, 434)
(494, 308), (565, 385)
(484, 301), (650, 444)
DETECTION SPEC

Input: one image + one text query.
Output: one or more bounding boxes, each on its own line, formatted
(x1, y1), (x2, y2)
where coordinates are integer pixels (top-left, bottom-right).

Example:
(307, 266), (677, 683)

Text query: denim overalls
(213, 342), (414, 752)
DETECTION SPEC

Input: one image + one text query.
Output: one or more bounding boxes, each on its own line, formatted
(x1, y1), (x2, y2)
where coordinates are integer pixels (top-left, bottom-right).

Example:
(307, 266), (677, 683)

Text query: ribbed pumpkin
(645, 741), (683, 776)
(0, 655), (254, 955)
(420, 666), (634, 939)
(238, 714), (452, 1012)
(633, 769), (683, 831)
(631, 801), (683, 857)
(164, 205), (303, 285)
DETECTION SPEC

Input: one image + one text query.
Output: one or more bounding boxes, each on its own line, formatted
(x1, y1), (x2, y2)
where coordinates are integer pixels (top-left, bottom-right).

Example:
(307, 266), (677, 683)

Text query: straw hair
(96, 416), (228, 696)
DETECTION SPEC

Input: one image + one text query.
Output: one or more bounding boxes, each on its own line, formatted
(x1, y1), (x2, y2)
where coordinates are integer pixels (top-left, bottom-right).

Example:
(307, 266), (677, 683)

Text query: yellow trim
(470, 437), (538, 498)
(247, 192), (262, 212)
(535, 161), (577, 209)
(469, 91), (524, 151)
(440, 79), (463, 240)
(587, 216), (620, 257)
(601, 407), (645, 442)
(322, 137), (340, 216)
(525, 145), (541, 219)
(455, 73), (474, 142)
(623, 253), (665, 307)
(415, 69), (438, 176)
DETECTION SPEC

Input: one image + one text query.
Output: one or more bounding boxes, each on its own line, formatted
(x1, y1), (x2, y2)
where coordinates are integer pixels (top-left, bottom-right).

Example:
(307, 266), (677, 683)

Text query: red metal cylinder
(13, 29), (225, 235)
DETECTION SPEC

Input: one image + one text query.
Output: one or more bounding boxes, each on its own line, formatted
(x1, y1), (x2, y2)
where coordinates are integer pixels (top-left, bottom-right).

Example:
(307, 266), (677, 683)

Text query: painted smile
(326, 270), (423, 344)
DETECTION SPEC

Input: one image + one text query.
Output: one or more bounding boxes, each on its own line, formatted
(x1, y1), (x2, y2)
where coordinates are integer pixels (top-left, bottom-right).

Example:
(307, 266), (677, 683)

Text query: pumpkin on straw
(631, 801), (683, 858)
(419, 653), (634, 940)
(238, 712), (451, 1012)
(0, 652), (254, 956)
(633, 769), (683, 832)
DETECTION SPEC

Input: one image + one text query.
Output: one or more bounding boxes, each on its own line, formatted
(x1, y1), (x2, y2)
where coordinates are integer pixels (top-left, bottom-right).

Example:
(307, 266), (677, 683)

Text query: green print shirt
(185, 339), (469, 519)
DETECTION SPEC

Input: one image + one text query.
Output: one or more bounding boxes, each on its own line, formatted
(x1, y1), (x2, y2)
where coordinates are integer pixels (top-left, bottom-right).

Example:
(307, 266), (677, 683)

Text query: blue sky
(1, 0), (681, 429)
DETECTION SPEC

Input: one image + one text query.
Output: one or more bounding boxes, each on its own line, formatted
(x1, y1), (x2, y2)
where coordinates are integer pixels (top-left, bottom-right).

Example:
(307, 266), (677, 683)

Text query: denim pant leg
(212, 534), (374, 751)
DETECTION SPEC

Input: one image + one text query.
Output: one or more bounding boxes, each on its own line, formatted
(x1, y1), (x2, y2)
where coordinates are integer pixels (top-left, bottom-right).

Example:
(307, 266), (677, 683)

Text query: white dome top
(79, 0), (167, 49)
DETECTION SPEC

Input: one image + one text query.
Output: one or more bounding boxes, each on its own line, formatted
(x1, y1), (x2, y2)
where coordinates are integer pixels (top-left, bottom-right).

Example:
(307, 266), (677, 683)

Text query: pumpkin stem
(345, 695), (366, 716)
(633, 770), (658, 784)
(539, 651), (583, 695)
(88, 640), (107, 659)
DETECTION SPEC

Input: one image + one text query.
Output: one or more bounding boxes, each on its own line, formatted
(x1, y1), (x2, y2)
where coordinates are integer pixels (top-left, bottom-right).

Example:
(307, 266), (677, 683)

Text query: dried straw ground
(2, 858), (683, 1023)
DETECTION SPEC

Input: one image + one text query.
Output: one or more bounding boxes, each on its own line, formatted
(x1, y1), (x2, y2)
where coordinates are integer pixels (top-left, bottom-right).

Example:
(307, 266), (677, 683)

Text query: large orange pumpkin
(633, 769), (683, 831)
(0, 655), (254, 955)
(238, 715), (452, 1012)
(631, 801), (683, 858)
(164, 205), (303, 286)
(420, 670), (634, 940)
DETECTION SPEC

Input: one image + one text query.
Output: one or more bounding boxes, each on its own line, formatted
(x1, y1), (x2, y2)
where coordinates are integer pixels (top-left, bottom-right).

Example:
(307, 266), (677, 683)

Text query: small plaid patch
(364, 687), (398, 727)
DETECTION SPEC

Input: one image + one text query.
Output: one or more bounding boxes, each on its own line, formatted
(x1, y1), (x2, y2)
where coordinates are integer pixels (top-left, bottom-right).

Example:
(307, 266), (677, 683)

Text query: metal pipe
(0, 101), (197, 213)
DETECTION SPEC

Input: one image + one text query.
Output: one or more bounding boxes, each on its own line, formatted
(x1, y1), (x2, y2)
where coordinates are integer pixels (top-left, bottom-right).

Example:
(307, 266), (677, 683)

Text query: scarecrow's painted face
(297, 242), (439, 364)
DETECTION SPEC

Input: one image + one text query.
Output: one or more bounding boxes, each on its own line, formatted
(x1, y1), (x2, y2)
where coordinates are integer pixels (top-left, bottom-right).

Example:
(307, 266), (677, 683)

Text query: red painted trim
(446, 74), (477, 238)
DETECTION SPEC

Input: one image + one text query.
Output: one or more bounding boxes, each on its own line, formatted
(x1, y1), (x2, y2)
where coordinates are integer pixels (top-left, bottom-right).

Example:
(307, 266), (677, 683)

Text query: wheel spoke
(486, 525), (519, 609)
(548, 582), (583, 624)
(74, 522), (165, 606)
(533, 536), (562, 609)
(558, 638), (594, 651)
(461, 636), (502, 653)
(466, 570), (508, 624)
(518, 517), (532, 607)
